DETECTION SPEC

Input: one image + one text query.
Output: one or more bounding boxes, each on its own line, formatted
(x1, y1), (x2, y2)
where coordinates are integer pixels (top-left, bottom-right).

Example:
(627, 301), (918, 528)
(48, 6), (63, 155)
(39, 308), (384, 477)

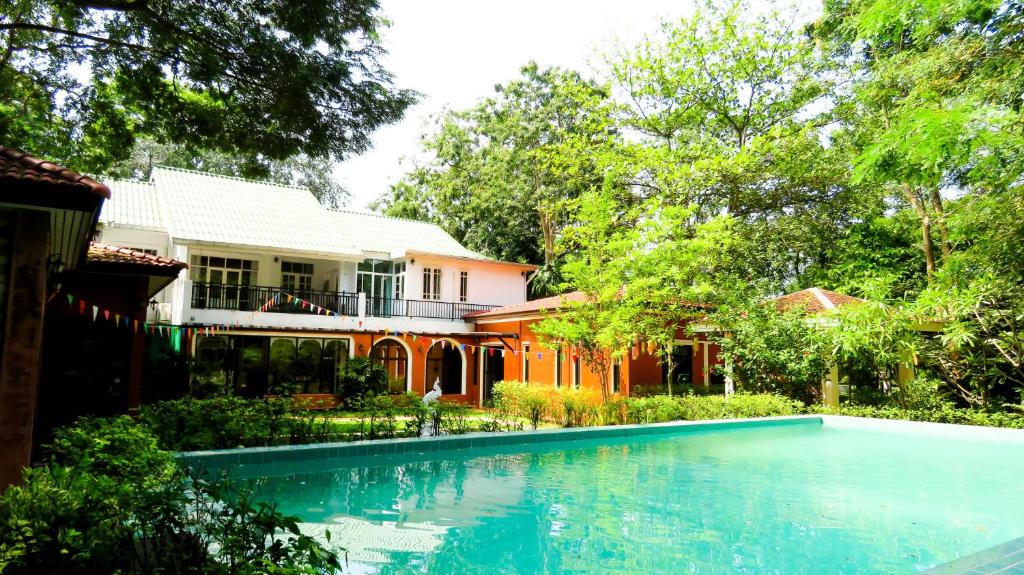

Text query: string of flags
(60, 288), (692, 363)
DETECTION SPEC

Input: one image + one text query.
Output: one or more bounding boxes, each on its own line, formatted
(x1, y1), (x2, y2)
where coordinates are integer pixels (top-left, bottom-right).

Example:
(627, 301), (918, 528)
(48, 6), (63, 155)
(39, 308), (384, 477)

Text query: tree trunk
(929, 187), (952, 260)
(666, 355), (676, 398)
(539, 206), (555, 266)
(901, 182), (936, 282)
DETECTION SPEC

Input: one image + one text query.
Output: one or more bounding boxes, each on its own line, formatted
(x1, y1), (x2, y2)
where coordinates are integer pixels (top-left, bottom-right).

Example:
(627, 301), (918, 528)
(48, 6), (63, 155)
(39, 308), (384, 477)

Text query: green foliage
(338, 356), (388, 405)
(815, 402), (1024, 429)
(0, 417), (342, 574)
(107, 139), (350, 207)
(0, 0), (415, 175)
(710, 303), (829, 404)
(492, 381), (549, 430)
(374, 62), (618, 276)
(139, 397), (338, 451)
(623, 393), (804, 424)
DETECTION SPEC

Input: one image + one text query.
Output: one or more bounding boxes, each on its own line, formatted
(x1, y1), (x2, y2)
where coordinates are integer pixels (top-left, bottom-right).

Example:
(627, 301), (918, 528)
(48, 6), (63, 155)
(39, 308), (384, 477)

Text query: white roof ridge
(809, 287), (836, 310)
(329, 207), (437, 225)
(151, 164), (311, 191)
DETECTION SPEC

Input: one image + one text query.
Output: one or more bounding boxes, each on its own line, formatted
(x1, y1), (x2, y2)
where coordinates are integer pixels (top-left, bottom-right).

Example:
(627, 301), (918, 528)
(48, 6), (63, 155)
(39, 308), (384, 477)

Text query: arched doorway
(426, 341), (464, 395)
(371, 338), (409, 393)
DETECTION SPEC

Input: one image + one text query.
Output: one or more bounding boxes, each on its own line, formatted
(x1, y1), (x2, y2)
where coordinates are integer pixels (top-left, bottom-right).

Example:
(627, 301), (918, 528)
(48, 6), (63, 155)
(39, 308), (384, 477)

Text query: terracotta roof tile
(87, 242), (186, 270)
(466, 290), (589, 319)
(774, 287), (865, 314)
(0, 147), (110, 198)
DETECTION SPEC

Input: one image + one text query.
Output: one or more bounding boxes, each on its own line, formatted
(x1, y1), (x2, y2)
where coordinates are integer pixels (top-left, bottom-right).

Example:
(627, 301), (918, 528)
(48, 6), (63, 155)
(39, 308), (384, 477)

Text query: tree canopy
(0, 0), (416, 175)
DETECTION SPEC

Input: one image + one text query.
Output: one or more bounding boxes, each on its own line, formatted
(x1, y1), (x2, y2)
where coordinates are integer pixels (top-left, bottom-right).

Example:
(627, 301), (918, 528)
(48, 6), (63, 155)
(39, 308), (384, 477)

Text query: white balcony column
(171, 245), (189, 325)
(357, 292), (366, 319)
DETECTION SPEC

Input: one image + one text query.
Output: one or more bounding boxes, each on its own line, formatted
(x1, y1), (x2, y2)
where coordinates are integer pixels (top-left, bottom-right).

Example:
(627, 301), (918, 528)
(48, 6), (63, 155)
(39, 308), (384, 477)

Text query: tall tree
(815, 0), (1024, 281)
(609, 0), (877, 290)
(374, 62), (619, 293)
(0, 0), (416, 173)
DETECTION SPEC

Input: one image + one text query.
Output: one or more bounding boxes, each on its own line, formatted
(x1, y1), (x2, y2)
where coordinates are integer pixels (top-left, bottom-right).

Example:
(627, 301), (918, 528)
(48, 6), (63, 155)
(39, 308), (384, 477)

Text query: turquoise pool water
(240, 421), (1024, 574)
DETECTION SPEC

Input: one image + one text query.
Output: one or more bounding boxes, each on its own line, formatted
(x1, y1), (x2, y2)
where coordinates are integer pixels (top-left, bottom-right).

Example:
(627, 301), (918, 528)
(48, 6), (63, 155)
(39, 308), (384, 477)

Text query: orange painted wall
(471, 317), (724, 402)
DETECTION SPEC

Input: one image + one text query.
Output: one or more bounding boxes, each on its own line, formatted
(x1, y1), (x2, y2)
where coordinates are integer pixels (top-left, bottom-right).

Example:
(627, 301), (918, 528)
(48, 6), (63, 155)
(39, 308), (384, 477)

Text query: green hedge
(814, 403), (1024, 429)
(623, 393), (804, 424)
(139, 396), (339, 451)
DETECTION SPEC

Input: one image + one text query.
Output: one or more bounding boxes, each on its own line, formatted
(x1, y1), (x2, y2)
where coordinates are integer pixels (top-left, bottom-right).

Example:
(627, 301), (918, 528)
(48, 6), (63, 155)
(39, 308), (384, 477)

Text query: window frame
(458, 270), (469, 302)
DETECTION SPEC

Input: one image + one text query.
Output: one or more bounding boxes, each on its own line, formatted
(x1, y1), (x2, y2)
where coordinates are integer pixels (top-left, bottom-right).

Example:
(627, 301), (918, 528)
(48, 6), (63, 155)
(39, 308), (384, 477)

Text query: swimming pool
(186, 417), (1024, 574)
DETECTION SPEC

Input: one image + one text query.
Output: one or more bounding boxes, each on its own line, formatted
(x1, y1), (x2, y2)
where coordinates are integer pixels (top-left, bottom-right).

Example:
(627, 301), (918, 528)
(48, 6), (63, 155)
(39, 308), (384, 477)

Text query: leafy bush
(140, 397), (337, 451)
(492, 381), (548, 429)
(0, 417), (342, 574)
(622, 393), (803, 424)
(338, 357), (387, 404)
(815, 402), (1024, 429)
(557, 387), (601, 427)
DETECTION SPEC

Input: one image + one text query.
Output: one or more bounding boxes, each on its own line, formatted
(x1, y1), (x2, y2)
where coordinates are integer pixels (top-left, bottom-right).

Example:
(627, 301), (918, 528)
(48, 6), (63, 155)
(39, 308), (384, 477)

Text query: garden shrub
(492, 381), (548, 429)
(139, 397), (337, 451)
(338, 356), (388, 405)
(815, 402), (1024, 429)
(557, 387), (601, 428)
(622, 393), (803, 424)
(0, 417), (342, 575)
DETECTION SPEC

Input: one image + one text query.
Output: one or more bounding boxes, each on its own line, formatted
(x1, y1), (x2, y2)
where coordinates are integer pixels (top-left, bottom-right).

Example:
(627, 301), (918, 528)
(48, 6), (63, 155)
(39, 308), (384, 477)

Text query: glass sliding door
(357, 259), (396, 316)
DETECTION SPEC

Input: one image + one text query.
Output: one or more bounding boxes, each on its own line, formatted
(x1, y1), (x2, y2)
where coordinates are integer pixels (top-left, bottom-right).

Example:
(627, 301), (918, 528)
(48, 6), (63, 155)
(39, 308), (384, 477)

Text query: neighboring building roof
(87, 242), (186, 272)
(84, 242), (186, 298)
(148, 166), (360, 257)
(774, 287), (865, 314)
(467, 290), (589, 319)
(0, 147), (110, 201)
(325, 209), (488, 260)
(101, 179), (162, 230)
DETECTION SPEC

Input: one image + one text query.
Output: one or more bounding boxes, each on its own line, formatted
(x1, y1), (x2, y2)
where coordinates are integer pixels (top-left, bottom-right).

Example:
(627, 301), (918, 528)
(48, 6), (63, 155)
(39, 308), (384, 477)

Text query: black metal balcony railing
(365, 296), (495, 320)
(190, 282), (497, 321)
(191, 283), (360, 316)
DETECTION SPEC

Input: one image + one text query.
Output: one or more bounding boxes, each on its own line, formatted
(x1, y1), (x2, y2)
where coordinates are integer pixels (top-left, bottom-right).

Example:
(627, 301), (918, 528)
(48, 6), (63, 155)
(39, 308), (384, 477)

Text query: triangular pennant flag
(122, 316), (129, 328)
(133, 320), (139, 333)
(286, 294), (293, 302)
(488, 348), (495, 356)
(501, 349), (505, 358)
(459, 343), (466, 351)
(411, 334), (417, 341)
(92, 306), (98, 321)
(79, 300), (86, 315)
(114, 313), (121, 325)
(537, 352), (542, 360)
(103, 309), (110, 321)
(66, 294), (74, 307)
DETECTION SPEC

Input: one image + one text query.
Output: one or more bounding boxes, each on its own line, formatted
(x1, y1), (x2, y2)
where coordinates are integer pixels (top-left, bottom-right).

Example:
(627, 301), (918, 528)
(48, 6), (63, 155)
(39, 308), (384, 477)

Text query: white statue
(422, 379), (442, 406)
(420, 378), (443, 437)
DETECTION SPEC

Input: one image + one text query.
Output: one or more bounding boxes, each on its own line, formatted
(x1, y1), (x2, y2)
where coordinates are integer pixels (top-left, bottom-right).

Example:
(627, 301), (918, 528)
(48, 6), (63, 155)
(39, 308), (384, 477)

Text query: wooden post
(0, 211), (50, 488)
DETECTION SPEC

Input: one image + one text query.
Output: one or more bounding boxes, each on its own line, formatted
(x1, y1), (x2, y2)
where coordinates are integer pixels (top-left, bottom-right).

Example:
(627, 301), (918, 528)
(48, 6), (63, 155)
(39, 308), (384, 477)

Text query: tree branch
(0, 23), (152, 52)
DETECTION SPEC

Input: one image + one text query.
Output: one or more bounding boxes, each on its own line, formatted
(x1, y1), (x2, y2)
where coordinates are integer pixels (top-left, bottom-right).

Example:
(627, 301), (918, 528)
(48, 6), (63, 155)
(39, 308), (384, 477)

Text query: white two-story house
(98, 166), (536, 403)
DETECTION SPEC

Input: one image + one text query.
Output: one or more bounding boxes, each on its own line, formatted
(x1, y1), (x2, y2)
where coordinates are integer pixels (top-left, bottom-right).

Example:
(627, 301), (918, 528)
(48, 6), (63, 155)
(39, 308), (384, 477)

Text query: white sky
(335, 0), (700, 209)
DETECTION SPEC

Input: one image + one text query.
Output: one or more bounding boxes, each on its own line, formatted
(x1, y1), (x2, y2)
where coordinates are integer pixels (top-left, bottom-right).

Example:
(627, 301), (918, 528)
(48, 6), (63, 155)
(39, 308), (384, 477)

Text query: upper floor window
(459, 271), (469, 302)
(127, 247), (158, 256)
(190, 255), (257, 285)
(281, 261), (314, 292)
(394, 263), (406, 299)
(423, 267), (441, 300)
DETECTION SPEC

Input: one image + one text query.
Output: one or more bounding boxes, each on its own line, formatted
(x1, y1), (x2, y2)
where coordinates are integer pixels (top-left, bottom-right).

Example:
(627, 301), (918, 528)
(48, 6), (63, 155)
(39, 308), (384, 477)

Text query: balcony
(190, 282), (496, 321)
